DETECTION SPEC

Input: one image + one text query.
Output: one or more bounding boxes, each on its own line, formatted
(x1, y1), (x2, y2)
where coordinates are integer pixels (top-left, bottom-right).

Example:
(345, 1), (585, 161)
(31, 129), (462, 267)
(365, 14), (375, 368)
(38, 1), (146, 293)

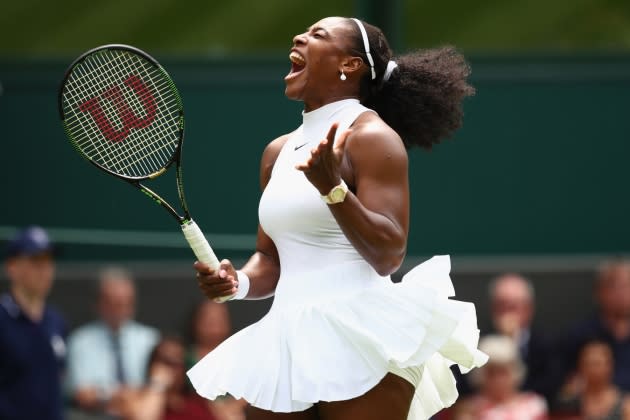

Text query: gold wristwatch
(321, 179), (348, 205)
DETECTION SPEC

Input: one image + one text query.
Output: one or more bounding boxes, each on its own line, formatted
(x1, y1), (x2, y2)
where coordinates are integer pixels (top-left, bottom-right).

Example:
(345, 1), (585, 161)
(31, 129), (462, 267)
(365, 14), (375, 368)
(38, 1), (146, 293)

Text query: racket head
(58, 44), (184, 181)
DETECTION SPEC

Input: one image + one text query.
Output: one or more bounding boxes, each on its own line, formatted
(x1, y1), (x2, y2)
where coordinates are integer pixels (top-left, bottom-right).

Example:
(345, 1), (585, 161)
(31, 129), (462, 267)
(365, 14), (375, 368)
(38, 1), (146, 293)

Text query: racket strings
(68, 50), (174, 164)
(62, 49), (182, 178)
(107, 52), (179, 168)
(64, 55), (172, 177)
(69, 71), (173, 178)
(72, 57), (146, 174)
(98, 53), (176, 174)
(65, 52), (140, 170)
(82, 51), (177, 175)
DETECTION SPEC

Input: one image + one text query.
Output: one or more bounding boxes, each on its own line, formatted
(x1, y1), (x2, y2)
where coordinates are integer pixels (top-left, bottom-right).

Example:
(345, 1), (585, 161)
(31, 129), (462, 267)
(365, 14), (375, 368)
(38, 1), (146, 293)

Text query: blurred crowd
(2, 226), (630, 420)
(0, 226), (244, 420)
(443, 266), (630, 420)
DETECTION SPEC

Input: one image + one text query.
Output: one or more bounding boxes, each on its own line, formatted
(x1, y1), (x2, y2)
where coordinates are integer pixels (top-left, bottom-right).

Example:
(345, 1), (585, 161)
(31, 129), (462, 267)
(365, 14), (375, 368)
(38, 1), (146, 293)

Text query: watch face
(331, 186), (346, 202)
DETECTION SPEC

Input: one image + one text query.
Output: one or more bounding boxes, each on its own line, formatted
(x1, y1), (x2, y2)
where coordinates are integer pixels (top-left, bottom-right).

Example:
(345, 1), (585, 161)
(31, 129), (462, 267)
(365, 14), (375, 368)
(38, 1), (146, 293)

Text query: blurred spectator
(110, 335), (243, 420)
(0, 226), (67, 420)
(65, 266), (159, 414)
(453, 273), (562, 403)
(489, 273), (562, 402)
(555, 340), (630, 419)
(562, 260), (630, 392)
(454, 334), (548, 420)
(185, 300), (231, 370)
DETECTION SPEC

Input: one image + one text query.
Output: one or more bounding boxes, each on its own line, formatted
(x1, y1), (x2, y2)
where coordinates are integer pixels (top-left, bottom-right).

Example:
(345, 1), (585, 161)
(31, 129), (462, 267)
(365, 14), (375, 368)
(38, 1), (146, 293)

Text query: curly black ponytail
(347, 19), (475, 149)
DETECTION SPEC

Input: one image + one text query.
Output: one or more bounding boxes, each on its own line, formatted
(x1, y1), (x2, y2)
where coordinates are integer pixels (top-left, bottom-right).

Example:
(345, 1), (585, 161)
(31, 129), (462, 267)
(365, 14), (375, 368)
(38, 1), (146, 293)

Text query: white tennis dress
(188, 99), (487, 419)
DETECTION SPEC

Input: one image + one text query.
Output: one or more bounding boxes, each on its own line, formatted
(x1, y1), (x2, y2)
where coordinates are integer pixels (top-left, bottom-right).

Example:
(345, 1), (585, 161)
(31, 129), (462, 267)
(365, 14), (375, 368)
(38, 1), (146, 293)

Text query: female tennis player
(188, 16), (488, 420)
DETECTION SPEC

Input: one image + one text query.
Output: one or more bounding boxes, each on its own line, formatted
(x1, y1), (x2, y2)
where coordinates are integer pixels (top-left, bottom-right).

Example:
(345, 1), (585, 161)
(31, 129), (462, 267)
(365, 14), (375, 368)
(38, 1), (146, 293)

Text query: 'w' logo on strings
(79, 74), (157, 143)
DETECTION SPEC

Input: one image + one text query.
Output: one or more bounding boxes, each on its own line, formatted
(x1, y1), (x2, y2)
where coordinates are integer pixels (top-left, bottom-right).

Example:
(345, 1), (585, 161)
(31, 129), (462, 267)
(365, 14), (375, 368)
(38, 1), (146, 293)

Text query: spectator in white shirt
(65, 266), (159, 415)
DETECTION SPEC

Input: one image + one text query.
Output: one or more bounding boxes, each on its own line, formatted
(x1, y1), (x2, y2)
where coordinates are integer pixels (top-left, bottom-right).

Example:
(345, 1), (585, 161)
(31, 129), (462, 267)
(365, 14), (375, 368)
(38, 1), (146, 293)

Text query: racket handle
(181, 220), (233, 303)
(182, 220), (220, 269)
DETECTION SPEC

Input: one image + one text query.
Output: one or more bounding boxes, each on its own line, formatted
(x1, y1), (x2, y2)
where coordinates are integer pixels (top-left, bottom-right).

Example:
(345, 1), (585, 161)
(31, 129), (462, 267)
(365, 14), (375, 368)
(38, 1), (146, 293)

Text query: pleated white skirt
(187, 256), (488, 419)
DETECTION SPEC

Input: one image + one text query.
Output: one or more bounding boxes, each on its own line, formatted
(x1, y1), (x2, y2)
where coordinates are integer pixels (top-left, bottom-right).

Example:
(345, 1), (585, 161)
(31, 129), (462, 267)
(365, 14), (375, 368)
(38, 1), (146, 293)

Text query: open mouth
(286, 51), (306, 79)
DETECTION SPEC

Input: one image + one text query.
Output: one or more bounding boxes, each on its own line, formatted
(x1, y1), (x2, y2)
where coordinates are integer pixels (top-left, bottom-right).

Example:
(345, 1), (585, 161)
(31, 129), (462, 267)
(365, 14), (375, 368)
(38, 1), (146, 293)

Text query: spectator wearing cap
(0, 226), (67, 420)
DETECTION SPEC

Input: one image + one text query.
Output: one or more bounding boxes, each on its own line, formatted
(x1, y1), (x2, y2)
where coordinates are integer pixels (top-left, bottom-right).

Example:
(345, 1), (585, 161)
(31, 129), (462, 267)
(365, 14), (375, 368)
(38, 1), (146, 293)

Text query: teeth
(289, 52), (306, 66)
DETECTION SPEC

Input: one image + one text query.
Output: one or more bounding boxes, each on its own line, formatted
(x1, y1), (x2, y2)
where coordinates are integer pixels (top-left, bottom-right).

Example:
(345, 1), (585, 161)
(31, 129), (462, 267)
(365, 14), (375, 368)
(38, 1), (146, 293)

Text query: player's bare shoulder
(346, 111), (407, 165)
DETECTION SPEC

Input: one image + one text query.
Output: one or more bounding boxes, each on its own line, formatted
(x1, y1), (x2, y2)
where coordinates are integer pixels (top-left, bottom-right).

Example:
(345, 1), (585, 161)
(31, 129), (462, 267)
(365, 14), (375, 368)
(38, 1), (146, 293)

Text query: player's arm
(333, 124), (409, 276)
(235, 135), (288, 298)
(296, 118), (409, 276)
(195, 135), (288, 300)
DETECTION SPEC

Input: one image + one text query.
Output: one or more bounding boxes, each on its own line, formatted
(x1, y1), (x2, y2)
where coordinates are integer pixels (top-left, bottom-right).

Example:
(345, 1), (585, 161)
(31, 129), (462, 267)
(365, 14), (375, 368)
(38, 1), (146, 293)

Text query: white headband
(383, 60), (398, 82)
(351, 18), (376, 80)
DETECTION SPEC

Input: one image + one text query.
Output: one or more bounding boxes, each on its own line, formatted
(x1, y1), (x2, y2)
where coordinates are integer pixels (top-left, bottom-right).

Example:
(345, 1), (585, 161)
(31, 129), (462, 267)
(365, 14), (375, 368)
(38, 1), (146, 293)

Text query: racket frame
(58, 44), (191, 225)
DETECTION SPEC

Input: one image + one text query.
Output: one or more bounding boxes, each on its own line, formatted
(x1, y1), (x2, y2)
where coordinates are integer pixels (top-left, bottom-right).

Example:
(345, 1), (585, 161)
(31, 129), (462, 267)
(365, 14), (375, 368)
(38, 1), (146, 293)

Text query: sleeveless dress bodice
(259, 99), (382, 308)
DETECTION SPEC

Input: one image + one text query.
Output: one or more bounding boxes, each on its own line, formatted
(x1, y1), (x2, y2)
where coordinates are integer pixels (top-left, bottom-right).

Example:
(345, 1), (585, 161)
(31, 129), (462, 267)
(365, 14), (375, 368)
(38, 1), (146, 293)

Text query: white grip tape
(181, 220), (220, 270)
(181, 220), (234, 303)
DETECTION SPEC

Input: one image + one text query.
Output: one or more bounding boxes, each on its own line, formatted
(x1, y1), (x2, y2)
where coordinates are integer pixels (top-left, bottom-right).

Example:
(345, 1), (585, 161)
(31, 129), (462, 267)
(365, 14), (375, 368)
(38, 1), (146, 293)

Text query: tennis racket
(58, 44), (232, 301)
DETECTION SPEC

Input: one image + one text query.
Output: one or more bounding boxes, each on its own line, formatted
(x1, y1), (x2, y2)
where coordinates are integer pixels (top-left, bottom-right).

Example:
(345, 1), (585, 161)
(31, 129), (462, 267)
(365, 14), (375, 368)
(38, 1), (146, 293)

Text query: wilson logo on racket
(79, 74), (157, 143)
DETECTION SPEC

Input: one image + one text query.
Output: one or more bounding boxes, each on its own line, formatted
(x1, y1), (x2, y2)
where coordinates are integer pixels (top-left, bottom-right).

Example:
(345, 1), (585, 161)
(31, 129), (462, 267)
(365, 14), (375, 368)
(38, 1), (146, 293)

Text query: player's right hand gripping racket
(58, 44), (232, 302)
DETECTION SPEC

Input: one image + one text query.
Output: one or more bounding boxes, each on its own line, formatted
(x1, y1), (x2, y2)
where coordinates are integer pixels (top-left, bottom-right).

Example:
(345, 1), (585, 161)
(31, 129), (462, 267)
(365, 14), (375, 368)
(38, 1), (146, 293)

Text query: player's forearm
(328, 192), (407, 276)
(240, 250), (280, 299)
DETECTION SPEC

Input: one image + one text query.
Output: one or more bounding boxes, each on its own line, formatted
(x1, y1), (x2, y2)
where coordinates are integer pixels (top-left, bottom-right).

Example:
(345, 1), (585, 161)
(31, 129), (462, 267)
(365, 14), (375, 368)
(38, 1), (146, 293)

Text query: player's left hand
(295, 122), (351, 195)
